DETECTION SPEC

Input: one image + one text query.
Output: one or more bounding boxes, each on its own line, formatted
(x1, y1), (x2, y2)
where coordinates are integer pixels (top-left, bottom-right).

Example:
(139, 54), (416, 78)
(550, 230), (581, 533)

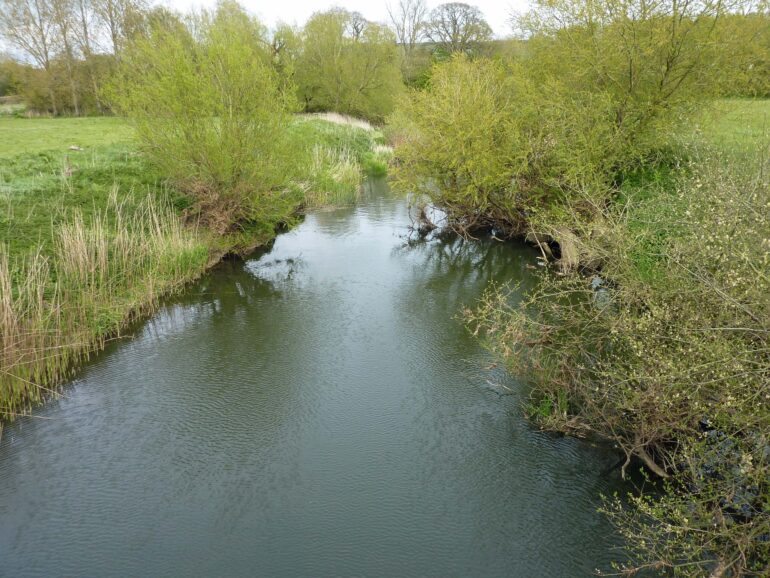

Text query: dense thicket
(391, 0), (746, 239)
(467, 151), (770, 575)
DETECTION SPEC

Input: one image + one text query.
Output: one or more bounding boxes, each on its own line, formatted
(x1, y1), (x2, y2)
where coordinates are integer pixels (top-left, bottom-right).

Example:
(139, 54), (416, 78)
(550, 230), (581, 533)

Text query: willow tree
(111, 1), (300, 234)
(295, 8), (403, 122)
(387, 0), (428, 79)
(0, 0), (60, 113)
(517, 0), (732, 162)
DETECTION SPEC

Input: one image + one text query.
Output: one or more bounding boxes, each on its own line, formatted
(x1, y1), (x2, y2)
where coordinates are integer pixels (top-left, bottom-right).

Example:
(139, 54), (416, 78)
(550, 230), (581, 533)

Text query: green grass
(289, 117), (392, 206)
(618, 98), (770, 283)
(289, 117), (391, 173)
(0, 145), (172, 257)
(0, 117), (134, 157)
(697, 98), (770, 153)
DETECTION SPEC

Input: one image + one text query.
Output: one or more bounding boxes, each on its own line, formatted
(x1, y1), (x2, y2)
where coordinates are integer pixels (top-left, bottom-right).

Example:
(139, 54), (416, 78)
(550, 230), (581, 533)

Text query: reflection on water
(0, 179), (626, 577)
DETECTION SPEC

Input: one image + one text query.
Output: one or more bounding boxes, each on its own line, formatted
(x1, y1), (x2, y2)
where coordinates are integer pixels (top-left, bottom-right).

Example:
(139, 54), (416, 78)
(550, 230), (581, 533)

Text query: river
(0, 179), (626, 577)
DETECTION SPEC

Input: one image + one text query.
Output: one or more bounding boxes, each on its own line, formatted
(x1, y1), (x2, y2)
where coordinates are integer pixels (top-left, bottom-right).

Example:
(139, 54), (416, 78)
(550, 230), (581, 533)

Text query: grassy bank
(468, 99), (769, 576)
(0, 115), (390, 420)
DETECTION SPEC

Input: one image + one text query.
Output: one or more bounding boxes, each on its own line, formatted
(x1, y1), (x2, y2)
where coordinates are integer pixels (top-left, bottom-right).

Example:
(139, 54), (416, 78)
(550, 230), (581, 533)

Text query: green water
(0, 180), (626, 576)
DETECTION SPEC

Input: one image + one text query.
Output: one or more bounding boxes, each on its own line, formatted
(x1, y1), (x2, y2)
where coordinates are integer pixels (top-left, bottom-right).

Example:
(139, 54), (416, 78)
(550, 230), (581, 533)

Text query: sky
(161, 0), (530, 37)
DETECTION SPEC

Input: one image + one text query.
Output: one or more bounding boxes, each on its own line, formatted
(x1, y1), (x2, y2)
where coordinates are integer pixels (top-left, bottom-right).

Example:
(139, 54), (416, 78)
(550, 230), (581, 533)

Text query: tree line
(2, 0), (768, 118)
(0, 0), (497, 117)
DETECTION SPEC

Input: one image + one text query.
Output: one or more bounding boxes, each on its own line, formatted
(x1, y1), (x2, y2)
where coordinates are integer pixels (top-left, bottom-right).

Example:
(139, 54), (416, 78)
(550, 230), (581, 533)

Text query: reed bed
(302, 144), (363, 207)
(0, 190), (208, 418)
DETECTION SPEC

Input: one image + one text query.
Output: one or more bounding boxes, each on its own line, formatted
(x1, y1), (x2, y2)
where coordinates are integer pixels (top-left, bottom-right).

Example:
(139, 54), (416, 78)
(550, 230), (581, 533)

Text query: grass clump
(1, 192), (209, 418)
(289, 116), (393, 206)
(301, 144), (362, 207)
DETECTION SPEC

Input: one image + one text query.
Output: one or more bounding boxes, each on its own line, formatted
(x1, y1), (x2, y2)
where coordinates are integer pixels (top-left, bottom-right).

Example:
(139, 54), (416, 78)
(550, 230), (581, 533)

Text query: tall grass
(0, 191), (208, 418)
(302, 144), (363, 207)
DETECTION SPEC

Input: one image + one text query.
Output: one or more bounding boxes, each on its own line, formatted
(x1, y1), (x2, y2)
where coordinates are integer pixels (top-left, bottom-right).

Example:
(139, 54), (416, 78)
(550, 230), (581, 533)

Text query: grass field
(698, 98), (770, 152)
(0, 117), (134, 157)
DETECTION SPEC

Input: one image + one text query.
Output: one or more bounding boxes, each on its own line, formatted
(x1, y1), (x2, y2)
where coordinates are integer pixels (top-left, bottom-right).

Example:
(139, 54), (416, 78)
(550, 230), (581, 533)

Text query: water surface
(0, 180), (625, 577)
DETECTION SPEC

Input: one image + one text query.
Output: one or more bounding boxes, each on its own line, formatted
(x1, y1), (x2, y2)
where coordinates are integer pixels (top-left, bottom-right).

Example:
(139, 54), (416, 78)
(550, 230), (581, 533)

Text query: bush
(391, 0), (733, 239)
(467, 150), (770, 576)
(390, 54), (618, 236)
(110, 1), (302, 233)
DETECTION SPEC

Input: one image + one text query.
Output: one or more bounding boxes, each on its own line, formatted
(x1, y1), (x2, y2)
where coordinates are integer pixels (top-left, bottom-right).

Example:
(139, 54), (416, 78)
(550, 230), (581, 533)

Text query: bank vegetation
(1, 0), (769, 574)
(388, 0), (769, 575)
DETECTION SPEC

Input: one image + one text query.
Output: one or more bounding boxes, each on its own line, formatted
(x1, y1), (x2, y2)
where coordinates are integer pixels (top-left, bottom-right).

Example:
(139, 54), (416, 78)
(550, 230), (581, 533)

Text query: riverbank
(466, 99), (769, 576)
(0, 115), (391, 421)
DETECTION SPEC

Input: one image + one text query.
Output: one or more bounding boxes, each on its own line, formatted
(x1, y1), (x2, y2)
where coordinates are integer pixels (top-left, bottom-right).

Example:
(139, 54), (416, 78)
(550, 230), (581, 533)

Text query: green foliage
(714, 11), (770, 98)
(0, 58), (19, 96)
(288, 117), (392, 205)
(468, 129), (770, 575)
(393, 0), (736, 237)
(110, 1), (302, 233)
(391, 54), (617, 234)
(424, 2), (493, 57)
(295, 8), (403, 122)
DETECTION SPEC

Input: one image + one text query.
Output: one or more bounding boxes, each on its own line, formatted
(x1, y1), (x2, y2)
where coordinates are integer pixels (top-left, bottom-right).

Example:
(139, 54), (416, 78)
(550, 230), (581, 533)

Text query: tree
(50, 0), (80, 115)
(295, 8), (402, 121)
(110, 1), (299, 233)
(270, 22), (300, 84)
(516, 0), (731, 153)
(72, 0), (103, 111)
(0, 0), (60, 113)
(0, 54), (21, 96)
(424, 2), (492, 56)
(386, 0), (427, 78)
(91, 0), (147, 55)
(346, 10), (367, 40)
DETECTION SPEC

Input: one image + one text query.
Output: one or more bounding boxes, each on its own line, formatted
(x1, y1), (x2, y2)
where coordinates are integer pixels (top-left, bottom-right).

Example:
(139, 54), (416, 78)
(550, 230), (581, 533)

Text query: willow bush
(467, 150), (770, 576)
(391, 0), (732, 238)
(295, 8), (403, 122)
(110, 1), (302, 234)
(390, 54), (620, 236)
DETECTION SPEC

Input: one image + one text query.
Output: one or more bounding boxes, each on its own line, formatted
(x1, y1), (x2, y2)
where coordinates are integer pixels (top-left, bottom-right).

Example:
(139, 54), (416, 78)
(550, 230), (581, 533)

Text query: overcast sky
(161, 0), (530, 37)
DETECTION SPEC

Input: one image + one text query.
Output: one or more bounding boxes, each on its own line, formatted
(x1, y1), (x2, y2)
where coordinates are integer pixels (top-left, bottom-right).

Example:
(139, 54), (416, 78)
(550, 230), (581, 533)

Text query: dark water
(0, 180), (626, 577)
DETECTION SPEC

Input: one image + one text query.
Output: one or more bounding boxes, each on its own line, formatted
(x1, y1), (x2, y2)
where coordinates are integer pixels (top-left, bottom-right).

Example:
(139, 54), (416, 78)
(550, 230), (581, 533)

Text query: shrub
(295, 8), (403, 122)
(467, 150), (770, 576)
(390, 54), (617, 236)
(110, 1), (302, 233)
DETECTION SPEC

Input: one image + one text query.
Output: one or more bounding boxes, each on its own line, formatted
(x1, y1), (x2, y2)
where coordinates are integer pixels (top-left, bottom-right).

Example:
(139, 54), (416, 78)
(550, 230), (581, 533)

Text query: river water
(0, 180), (626, 577)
